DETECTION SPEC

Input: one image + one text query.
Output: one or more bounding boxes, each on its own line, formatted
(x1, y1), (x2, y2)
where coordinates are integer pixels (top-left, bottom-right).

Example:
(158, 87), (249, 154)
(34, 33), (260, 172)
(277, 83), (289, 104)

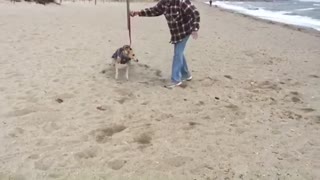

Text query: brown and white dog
(111, 45), (138, 80)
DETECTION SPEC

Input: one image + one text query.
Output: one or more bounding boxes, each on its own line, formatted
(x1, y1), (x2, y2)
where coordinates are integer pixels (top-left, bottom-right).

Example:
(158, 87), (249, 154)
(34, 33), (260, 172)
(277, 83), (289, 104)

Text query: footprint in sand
(235, 127), (246, 135)
(184, 122), (201, 130)
(115, 88), (134, 97)
(189, 122), (201, 126)
(196, 101), (205, 106)
(309, 75), (319, 78)
(159, 113), (174, 120)
(202, 115), (211, 120)
(290, 91), (299, 96)
(28, 154), (40, 160)
(155, 70), (162, 77)
(287, 91), (303, 103)
(34, 157), (54, 171)
(83, 111), (91, 116)
(96, 105), (110, 111)
(134, 63), (166, 82)
(55, 98), (63, 103)
(299, 108), (316, 113)
(164, 156), (193, 167)
(0, 86), (5, 92)
(101, 69), (107, 74)
(53, 93), (75, 103)
(281, 110), (303, 120)
(280, 91), (303, 104)
(137, 64), (150, 69)
(48, 172), (63, 179)
(6, 174), (26, 180)
(116, 97), (128, 104)
(74, 146), (100, 160)
(225, 104), (239, 111)
(8, 127), (24, 138)
(225, 104), (247, 119)
(113, 89), (136, 104)
(312, 116), (320, 124)
(141, 101), (149, 106)
(134, 132), (152, 145)
(36, 137), (54, 147)
(52, 79), (59, 83)
(224, 75), (233, 80)
(256, 81), (282, 91)
(42, 122), (60, 133)
(91, 125), (127, 144)
(5, 108), (35, 118)
(291, 97), (302, 103)
(199, 77), (219, 87)
(108, 160), (127, 170)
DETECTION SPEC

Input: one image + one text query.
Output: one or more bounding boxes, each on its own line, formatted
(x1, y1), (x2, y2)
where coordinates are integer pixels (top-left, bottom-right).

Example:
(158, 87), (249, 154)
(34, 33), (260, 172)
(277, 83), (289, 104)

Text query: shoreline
(199, 1), (320, 37)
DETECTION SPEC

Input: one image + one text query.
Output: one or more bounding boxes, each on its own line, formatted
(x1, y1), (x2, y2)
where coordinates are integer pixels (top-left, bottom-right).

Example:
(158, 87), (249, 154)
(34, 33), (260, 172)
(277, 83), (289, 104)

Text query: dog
(111, 45), (138, 80)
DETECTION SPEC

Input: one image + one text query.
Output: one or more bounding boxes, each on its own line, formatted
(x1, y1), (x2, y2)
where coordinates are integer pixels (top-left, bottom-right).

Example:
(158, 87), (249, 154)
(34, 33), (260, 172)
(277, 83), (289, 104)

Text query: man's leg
(171, 36), (189, 84)
(181, 55), (192, 81)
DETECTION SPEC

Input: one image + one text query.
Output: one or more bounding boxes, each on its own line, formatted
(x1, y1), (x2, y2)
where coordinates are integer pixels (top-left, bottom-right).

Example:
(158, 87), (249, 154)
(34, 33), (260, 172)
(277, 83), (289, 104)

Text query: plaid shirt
(139, 0), (200, 44)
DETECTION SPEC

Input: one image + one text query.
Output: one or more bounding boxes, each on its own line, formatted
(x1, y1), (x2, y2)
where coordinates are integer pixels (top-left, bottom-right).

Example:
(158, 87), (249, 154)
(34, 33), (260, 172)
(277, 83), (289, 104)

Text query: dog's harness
(112, 48), (131, 64)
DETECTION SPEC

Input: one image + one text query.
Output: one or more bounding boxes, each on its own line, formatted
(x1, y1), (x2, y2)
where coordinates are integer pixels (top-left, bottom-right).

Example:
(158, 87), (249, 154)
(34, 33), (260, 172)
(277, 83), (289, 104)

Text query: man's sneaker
(183, 76), (193, 82)
(164, 81), (182, 89)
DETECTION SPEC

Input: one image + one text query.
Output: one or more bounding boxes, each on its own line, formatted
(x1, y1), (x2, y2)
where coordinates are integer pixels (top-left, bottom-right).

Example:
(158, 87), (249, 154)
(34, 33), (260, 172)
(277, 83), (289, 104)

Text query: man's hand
(130, 11), (140, 17)
(191, 31), (198, 40)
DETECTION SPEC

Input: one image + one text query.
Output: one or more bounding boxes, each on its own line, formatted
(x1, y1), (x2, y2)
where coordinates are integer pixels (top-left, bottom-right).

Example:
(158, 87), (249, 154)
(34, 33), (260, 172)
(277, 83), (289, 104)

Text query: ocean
(205, 0), (320, 31)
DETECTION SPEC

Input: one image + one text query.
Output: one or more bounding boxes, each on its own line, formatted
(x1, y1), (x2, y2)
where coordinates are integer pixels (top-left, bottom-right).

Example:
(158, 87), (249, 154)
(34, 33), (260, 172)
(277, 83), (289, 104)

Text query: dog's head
(122, 45), (139, 62)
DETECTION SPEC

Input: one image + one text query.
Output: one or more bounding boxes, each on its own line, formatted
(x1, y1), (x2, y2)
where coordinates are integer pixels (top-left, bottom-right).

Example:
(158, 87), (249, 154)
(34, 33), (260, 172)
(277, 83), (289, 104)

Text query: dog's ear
(123, 45), (130, 50)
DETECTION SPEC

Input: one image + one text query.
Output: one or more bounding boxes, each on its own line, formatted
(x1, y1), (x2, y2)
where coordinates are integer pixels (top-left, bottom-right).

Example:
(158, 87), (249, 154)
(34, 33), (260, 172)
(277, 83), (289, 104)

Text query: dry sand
(0, 1), (320, 180)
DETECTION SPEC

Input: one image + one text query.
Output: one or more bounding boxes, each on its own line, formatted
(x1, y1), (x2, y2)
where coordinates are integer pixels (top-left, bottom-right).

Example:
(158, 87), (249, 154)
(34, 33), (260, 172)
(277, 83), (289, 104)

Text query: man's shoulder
(180, 0), (193, 6)
(180, 0), (192, 3)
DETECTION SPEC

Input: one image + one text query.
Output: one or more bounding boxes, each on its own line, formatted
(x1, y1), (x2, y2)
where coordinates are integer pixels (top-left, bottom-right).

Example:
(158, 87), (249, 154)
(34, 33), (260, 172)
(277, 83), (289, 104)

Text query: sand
(0, 1), (320, 180)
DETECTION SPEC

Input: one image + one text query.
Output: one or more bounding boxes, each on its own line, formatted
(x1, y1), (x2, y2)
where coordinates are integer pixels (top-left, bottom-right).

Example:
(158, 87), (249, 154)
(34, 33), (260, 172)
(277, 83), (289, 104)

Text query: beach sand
(0, 1), (320, 179)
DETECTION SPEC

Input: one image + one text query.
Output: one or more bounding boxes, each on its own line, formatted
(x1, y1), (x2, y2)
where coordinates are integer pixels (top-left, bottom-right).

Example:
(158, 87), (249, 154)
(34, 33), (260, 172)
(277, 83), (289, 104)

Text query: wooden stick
(126, 0), (131, 45)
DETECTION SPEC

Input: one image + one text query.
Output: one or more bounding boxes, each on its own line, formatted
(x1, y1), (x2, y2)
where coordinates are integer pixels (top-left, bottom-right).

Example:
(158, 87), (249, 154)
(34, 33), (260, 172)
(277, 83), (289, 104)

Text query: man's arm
(181, 0), (200, 32)
(132, 0), (165, 17)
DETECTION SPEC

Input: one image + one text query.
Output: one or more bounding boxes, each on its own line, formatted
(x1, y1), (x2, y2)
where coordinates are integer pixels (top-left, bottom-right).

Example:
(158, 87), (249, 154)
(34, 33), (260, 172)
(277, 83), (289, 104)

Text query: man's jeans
(171, 35), (191, 83)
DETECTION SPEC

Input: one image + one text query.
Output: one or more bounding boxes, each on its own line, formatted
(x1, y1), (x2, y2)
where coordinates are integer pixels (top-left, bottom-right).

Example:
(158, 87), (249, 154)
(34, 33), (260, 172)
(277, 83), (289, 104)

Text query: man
(130, 0), (200, 89)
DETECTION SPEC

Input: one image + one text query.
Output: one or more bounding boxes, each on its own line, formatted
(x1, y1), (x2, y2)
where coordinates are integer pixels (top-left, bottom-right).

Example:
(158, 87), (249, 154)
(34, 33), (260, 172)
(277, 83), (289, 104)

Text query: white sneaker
(183, 76), (193, 82)
(164, 82), (182, 89)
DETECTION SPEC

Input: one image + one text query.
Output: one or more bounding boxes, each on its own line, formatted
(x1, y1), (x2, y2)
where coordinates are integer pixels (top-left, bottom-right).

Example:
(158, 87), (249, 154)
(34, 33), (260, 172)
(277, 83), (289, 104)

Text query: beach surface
(0, 1), (320, 179)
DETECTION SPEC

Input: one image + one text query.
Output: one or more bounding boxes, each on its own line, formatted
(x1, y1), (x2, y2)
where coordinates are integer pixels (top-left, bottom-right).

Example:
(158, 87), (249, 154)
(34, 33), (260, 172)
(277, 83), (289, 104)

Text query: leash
(126, 0), (132, 46)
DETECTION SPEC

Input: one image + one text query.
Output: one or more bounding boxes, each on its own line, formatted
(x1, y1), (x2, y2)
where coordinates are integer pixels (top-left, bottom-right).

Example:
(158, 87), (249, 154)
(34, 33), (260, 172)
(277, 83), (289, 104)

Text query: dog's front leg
(125, 65), (129, 81)
(115, 65), (119, 80)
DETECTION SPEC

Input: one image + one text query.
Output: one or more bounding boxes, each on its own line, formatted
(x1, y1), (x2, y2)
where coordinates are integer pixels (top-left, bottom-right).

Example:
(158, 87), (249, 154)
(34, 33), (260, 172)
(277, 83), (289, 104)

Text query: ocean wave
(298, 0), (320, 2)
(207, 1), (320, 31)
(295, 7), (318, 11)
(314, 3), (320, 6)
